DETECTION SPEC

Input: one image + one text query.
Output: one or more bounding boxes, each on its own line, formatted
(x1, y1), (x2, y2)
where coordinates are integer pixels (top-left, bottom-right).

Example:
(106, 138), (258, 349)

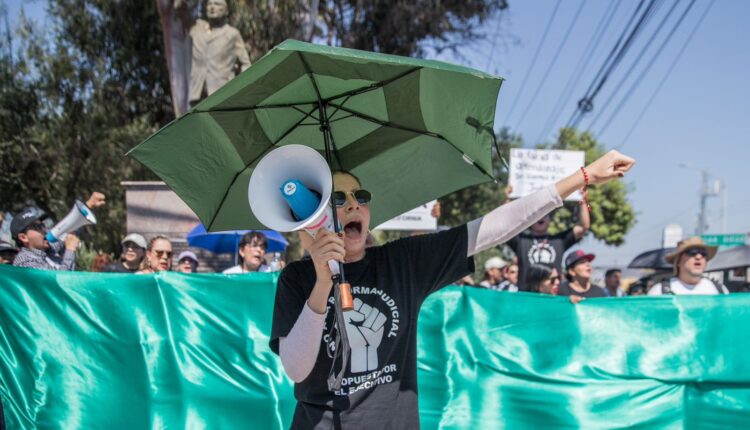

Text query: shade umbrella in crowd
(627, 247), (676, 271)
(128, 39), (503, 231)
(186, 224), (288, 265)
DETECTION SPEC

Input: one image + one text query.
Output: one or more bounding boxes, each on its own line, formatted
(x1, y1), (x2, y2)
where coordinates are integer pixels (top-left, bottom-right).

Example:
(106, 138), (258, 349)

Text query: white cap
(121, 233), (147, 249)
(484, 257), (508, 272)
(178, 250), (199, 264)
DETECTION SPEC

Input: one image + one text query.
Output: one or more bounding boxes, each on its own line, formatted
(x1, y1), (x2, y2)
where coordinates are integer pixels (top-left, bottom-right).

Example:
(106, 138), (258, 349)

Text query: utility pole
(679, 163), (721, 236)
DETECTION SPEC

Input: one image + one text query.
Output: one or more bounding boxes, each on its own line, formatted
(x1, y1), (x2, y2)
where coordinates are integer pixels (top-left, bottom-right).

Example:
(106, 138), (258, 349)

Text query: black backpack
(660, 277), (727, 295)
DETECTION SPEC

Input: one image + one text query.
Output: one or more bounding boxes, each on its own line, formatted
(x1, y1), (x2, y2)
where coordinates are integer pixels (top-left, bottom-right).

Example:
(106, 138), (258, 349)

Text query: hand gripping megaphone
(248, 144), (353, 311)
(46, 200), (97, 243)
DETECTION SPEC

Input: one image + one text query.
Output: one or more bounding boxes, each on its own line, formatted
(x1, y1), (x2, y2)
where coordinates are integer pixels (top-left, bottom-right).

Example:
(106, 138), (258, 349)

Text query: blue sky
(7, 0), (749, 267)
(434, 0), (750, 266)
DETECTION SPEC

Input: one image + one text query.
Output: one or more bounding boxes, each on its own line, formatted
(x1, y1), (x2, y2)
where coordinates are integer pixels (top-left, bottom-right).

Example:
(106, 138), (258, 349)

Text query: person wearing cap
(10, 192), (105, 271)
(505, 203), (590, 289)
(176, 251), (200, 273)
(0, 241), (18, 264)
(648, 237), (728, 295)
(557, 250), (607, 298)
(479, 256), (507, 290)
(11, 206), (79, 270)
(103, 233), (147, 273)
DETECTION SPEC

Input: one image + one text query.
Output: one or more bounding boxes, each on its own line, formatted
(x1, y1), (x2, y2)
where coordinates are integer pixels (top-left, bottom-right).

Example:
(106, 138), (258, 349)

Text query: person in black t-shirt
(270, 151), (635, 429)
(557, 249), (607, 298)
(506, 202), (589, 290)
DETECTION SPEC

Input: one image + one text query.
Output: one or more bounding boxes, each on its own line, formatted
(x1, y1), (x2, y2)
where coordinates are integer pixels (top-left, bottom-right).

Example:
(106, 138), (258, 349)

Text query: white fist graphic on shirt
(344, 298), (387, 373)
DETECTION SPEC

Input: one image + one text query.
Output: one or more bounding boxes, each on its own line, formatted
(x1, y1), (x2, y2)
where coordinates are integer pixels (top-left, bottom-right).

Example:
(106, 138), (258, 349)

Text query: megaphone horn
(46, 200), (97, 243)
(248, 145), (334, 234)
(248, 144), (353, 311)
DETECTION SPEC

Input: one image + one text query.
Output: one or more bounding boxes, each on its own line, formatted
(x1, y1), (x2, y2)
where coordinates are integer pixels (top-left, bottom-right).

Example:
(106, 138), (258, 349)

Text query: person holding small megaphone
(11, 192), (105, 271)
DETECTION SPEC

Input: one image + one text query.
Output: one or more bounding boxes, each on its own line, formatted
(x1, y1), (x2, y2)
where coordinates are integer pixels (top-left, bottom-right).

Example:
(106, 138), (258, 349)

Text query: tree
(1, 0), (510, 258)
(546, 127), (636, 246)
(0, 3), (168, 252)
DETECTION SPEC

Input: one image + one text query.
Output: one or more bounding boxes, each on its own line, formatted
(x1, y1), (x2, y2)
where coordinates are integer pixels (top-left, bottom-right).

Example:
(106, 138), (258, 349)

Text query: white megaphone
(248, 144), (353, 311)
(45, 200), (97, 243)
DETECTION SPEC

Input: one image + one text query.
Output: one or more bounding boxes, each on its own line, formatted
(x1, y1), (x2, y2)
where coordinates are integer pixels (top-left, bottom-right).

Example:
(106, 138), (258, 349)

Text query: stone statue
(189, 0), (251, 104)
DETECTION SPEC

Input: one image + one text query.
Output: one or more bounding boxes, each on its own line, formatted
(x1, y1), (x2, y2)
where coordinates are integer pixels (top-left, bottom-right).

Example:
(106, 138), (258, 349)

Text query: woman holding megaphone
(270, 151), (634, 429)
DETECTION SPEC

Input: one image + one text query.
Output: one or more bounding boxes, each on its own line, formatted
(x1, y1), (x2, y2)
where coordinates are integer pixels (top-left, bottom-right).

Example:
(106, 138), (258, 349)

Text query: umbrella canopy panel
(129, 39), (503, 232)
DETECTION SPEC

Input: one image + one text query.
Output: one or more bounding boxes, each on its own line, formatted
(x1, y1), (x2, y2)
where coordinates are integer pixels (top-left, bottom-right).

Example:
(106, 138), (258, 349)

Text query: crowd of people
(0, 192), (281, 276)
(0, 185), (734, 299)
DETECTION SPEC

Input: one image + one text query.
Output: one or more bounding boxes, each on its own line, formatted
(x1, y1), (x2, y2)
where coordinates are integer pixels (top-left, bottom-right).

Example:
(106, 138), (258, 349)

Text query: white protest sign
(509, 148), (585, 201)
(375, 201), (438, 231)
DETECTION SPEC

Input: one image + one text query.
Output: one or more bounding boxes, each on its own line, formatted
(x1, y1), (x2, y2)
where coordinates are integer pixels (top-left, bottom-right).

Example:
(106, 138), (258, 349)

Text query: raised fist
(344, 298), (387, 373)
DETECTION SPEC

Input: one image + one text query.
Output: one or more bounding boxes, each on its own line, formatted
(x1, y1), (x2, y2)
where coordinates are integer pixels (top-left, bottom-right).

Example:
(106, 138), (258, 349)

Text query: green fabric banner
(1, 265), (749, 429)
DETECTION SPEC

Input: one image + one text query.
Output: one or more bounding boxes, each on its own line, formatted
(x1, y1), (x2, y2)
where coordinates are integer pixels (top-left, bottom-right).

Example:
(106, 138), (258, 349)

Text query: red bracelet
(579, 167), (591, 212)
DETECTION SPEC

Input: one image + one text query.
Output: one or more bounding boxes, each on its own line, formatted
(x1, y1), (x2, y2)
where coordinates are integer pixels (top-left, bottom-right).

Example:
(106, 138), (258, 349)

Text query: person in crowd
(506, 199), (589, 287)
(91, 252), (113, 272)
(11, 192), (105, 271)
(223, 231), (270, 273)
(604, 268), (624, 297)
(270, 150), (634, 429)
(557, 250), (607, 298)
(176, 250), (200, 273)
(500, 263), (520, 291)
(526, 263), (560, 295)
(648, 237), (728, 295)
(137, 235), (173, 274)
(627, 281), (648, 296)
(103, 233), (147, 273)
(479, 256), (507, 289)
(0, 241), (18, 264)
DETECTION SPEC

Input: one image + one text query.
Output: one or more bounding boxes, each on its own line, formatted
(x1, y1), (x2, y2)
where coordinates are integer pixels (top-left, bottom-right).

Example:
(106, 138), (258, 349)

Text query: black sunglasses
(332, 190), (372, 207)
(25, 222), (47, 233)
(684, 248), (708, 258)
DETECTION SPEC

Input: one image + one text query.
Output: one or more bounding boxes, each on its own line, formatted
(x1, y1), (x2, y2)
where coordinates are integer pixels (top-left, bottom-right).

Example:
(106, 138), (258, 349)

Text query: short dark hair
(605, 269), (622, 278)
(239, 231), (267, 251)
(525, 263), (554, 293)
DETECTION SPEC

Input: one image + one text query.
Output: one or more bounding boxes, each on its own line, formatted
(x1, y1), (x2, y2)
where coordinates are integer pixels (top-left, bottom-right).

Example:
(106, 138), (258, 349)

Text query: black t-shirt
(270, 226), (474, 430)
(557, 281), (608, 298)
(507, 228), (580, 288)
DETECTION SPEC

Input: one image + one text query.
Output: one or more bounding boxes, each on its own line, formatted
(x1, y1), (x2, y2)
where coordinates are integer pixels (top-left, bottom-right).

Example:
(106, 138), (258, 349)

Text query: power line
(588, 0), (681, 132)
(596, 0), (697, 137)
(502, 0), (562, 127)
(535, 0), (622, 144)
(566, 0), (659, 129)
(616, 0), (715, 149)
(514, 0), (587, 131)
(484, 8), (510, 72)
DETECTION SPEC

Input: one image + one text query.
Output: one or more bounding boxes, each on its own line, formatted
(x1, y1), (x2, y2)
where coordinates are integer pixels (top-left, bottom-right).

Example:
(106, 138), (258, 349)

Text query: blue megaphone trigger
(281, 180), (323, 222)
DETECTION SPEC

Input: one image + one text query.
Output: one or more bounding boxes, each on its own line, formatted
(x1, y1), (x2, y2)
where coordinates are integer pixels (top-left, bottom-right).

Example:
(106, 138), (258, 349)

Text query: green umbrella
(128, 39), (503, 231)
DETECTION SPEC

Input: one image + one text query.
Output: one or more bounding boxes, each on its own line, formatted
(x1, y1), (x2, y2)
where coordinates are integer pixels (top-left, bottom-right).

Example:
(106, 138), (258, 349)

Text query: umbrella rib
(205, 105), (318, 232)
(328, 102), (497, 182)
(297, 51), (345, 169)
(322, 66), (423, 104)
(193, 101), (318, 113)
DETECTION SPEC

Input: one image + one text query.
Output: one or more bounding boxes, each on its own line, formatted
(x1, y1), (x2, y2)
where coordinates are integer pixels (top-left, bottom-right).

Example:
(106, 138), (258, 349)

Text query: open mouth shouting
(344, 220), (363, 241)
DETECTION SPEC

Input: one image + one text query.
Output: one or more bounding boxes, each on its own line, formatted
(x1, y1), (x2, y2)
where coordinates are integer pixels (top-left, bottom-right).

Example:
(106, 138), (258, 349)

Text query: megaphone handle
(327, 260), (353, 311)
